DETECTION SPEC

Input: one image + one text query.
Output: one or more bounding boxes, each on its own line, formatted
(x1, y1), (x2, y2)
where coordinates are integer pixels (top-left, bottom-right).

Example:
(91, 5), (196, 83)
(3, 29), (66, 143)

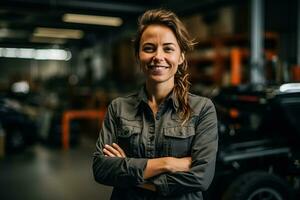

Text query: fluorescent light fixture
(18, 48), (35, 59)
(35, 49), (71, 60)
(63, 13), (123, 27)
(4, 48), (17, 58)
(33, 27), (84, 39)
(0, 47), (71, 61)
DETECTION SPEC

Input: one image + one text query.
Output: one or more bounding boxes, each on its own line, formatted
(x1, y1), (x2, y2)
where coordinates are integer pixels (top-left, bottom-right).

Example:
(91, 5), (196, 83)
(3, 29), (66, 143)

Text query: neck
(145, 81), (174, 106)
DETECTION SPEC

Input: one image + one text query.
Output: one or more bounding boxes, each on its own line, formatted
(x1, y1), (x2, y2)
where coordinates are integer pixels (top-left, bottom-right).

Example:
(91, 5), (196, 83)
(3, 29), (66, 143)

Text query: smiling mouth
(147, 65), (170, 69)
(146, 65), (169, 75)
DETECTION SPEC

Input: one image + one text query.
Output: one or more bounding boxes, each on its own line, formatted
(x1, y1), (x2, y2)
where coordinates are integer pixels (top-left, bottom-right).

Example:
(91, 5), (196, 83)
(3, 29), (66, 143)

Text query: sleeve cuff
(152, 173), (170, 196)
(127, 158), (148, 185)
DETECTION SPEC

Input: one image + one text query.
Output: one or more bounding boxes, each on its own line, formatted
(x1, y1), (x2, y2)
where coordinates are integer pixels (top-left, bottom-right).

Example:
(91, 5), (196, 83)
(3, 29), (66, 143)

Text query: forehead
(140, 24), (178, 44)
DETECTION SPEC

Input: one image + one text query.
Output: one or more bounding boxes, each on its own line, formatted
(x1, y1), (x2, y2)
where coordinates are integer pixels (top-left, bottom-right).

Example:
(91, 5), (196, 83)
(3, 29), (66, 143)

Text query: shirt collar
(136, 85), (148, 107)
(135, 85), (179, 111)
(170, 90), (179, 111)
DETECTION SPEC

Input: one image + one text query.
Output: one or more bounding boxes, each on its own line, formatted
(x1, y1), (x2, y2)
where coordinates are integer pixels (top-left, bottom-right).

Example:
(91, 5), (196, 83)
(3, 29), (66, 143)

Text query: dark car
(0, 97), (38, 153)
(204, 83), (300, 200)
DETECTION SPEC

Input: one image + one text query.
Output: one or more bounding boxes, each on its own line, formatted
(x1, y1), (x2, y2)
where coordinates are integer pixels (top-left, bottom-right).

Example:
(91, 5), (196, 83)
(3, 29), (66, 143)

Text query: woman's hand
(103, 143), (126, 158)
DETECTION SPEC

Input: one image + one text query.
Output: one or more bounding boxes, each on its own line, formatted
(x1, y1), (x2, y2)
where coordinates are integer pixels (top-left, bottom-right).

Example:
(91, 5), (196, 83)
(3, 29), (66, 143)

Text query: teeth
(148, 65), (168, 69)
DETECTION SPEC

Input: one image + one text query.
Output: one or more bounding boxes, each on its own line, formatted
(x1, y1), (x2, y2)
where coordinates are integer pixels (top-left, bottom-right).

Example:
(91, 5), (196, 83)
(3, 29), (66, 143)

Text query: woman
(93, 8), (218, 200)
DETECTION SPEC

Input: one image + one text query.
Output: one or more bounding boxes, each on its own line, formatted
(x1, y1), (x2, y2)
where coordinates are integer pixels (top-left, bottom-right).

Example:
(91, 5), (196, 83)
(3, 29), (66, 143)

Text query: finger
(112, 143), (126, 157)
(104, 145), (122, 157)
(103, 148), (116, 157)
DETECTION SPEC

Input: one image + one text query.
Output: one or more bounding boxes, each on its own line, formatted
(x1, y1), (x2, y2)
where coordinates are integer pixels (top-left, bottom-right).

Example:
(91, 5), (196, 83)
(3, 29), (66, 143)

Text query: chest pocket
(163, 126), (195, 157)
(117, 118), (142, 157)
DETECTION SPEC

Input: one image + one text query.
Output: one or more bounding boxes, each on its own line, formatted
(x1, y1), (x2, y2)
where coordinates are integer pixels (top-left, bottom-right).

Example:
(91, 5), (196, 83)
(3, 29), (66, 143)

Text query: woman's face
(139, 24), (184, 85)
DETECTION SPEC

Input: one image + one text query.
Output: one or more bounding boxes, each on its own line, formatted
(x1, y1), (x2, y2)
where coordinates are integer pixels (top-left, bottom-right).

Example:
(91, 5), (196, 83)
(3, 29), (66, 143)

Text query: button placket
(147, 119), (156, 157)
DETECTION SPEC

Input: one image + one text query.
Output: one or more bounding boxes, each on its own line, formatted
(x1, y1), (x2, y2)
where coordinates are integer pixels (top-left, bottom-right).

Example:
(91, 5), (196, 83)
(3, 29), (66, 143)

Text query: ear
(179, 53), (185, 65)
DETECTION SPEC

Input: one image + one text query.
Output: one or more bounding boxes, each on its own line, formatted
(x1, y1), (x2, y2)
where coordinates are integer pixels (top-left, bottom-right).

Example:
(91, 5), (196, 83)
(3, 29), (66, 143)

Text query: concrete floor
(0, 138), (113, 200)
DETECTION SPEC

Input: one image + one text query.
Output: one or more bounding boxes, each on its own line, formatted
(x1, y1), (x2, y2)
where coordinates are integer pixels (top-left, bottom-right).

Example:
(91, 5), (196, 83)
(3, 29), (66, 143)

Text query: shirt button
(149, 135), (155, 141)
(149, 131), (154, 135)
(155, 115), (160, 120)
(121, 128), (129, 136)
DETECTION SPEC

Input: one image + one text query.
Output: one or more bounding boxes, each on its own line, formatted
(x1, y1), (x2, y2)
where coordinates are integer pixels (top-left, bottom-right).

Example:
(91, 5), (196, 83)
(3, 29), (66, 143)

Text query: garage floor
(0, 138), (113, 200)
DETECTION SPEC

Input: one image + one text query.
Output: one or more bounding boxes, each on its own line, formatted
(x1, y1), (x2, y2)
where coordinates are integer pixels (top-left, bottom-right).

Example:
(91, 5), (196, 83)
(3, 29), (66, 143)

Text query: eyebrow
(142, 43), (155, 46)
(163, 43), (176, 46)
(142, 42), (176, 46)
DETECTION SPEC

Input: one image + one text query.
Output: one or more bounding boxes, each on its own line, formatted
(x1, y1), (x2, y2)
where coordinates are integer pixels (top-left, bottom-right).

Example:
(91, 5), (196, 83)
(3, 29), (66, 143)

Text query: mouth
(147, 65), (170, 69)
(146, 64), (170, 76)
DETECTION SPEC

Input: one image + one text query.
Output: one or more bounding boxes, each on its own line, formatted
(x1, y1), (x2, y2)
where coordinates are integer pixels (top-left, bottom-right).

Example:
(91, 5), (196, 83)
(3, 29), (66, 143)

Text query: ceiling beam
(162, 0), (243, 15)
(0, 0), (148, 14)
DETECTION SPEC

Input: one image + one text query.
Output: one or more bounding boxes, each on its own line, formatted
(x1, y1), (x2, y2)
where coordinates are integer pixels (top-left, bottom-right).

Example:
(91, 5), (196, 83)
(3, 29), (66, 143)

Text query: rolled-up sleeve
(151, 99), (218, 196)
(92, 102), (148, 188)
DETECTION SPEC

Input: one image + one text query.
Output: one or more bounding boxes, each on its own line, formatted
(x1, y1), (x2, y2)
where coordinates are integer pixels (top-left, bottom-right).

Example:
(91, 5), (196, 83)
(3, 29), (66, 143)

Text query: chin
(147, 76), (172, 84)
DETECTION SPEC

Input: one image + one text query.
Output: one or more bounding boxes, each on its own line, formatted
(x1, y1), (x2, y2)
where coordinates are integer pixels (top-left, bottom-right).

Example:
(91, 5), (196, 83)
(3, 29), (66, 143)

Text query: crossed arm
(103, 143), (192, 191)
(94, 99), (218, 195)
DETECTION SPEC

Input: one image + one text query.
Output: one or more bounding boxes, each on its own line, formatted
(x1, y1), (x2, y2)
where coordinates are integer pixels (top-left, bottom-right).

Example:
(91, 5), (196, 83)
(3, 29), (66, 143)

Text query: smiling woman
(139, 24), (184, 84)
(93, 8), (218, 200)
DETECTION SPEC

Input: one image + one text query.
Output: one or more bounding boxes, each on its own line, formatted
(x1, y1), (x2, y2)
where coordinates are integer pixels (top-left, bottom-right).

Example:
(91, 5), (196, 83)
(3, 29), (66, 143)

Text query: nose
(153, 48), (164, 62)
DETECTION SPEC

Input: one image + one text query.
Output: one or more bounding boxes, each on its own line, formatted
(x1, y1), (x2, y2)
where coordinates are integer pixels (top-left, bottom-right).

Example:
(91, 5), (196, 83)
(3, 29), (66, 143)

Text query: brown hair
(134, 8), (195, 124)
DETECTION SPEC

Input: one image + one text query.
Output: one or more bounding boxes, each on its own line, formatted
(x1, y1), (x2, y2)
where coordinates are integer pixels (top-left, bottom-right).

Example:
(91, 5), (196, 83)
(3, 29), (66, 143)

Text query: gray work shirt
(93, 87), (218, 200)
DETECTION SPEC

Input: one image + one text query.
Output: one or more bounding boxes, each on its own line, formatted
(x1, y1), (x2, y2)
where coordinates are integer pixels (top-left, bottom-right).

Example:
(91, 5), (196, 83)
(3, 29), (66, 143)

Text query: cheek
(172, 66), (179, 75)
(139, 52), (152, 62)
(167, 54), (182, 66)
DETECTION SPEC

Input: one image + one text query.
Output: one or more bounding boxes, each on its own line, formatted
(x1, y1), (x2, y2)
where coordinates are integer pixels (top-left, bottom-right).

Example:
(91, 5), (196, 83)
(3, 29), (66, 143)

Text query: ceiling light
(63, 13), (123, 27)
(35, 49), (71, 60)
(33, 27), (84, 39)
(18, 48), (35, 59)
(0, 47), (71, 61)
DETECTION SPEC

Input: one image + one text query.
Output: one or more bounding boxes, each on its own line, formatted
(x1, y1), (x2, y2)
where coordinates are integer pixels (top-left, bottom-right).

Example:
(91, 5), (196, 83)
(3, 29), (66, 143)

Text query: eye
(164, 46), (175, 53)
(142, 45), (155, 53)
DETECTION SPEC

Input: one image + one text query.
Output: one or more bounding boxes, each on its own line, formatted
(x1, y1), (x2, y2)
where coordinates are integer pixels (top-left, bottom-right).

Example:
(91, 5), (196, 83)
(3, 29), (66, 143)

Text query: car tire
(222, 171), (295, 200)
